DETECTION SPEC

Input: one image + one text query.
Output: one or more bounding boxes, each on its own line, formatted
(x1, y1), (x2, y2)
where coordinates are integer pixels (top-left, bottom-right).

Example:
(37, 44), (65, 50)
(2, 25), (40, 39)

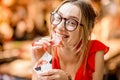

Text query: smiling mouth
(56, 33), (69, 38)
(63, 35), (69, 38)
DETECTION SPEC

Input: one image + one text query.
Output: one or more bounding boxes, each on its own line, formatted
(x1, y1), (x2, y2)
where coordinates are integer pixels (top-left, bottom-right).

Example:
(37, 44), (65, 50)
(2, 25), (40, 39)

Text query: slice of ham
(50, 35), (63, 46)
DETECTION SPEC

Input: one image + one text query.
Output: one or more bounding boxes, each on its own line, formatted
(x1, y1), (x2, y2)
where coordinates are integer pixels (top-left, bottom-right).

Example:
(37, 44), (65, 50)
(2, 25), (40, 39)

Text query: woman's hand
(32, 35), (63, 62)
(37, 69), (69, 80)
(32, 37), (52, 61)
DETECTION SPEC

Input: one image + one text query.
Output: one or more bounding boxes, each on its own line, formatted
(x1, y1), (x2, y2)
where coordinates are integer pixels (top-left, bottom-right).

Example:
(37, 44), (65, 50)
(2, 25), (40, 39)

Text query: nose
(56, 20), (65, 31)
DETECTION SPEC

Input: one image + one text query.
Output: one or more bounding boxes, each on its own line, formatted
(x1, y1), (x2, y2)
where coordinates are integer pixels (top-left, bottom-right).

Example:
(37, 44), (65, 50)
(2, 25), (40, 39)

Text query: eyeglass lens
(50, 12), (78, 31)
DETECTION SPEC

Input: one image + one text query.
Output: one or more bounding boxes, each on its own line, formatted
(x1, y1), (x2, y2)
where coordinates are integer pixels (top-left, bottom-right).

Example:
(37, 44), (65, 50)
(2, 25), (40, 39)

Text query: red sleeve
(91, 40), (109, 55)
(87, 40), (109, 75)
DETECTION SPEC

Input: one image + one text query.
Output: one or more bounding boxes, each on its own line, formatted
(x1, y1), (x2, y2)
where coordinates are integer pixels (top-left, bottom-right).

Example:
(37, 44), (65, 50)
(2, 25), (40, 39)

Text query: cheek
(71, 27), (80, 38)
(70, 29), (80, 42)
(51, 25), (56, 32)
(71, 30), (80, 42)
(73, 32), (80, 40)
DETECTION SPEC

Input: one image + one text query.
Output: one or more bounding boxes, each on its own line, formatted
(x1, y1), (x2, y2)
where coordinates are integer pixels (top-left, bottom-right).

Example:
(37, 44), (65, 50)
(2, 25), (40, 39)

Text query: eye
(54, 13), (61, 21)
(51, 13), (62, 25)
(66, 19), (77, 26)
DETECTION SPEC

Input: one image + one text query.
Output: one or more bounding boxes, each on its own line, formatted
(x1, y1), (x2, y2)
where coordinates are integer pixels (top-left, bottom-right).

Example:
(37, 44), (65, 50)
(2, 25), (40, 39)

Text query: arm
(93, 50), (104, 80)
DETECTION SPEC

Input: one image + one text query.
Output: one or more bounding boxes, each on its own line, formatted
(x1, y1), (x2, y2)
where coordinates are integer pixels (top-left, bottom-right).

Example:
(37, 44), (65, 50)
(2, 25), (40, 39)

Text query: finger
(32, 40), (50, 51)
(40, 38), (51, 45)
(38, 76), (53, 80)
(39, 69), (58, 76)
(32, 45), (46, 60)
(41, 37), (51, 40)
(38, 74), (56, 80)
(32, 41), (43, 47)
(32, 45), (43, 50)
(32, 45), (45, 54)
(37, 75), (45, 80)
(42, 42), (50, 51)
(41, 37), (58, 46)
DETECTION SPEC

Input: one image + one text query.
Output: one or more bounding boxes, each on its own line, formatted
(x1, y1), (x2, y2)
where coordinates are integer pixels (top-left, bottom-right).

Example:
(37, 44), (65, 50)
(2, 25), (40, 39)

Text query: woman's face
(52, 3), (82, 46)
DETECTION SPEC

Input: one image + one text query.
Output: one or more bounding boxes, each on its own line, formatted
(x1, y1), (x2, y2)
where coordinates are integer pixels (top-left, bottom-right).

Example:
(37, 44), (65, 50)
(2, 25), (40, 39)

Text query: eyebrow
(57, 11), (80, 21)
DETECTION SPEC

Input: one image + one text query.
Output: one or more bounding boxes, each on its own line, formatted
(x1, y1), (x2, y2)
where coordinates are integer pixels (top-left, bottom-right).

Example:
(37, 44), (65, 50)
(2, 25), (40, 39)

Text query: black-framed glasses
(50, 12), (83, 32)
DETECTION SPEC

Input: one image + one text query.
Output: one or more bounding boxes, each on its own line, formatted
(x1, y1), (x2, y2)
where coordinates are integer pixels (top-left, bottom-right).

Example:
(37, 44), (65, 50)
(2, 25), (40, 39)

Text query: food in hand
(51, 35), (63, 46)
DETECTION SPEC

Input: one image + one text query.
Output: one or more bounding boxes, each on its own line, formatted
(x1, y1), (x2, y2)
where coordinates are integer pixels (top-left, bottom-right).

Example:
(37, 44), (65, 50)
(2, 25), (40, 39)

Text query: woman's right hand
(32, 35), (62, 62)
(32, 37), (52, 61)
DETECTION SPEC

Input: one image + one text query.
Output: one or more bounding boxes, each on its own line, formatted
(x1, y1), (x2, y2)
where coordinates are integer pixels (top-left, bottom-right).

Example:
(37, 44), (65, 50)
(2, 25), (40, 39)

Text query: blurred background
(0, 0), (120, 80)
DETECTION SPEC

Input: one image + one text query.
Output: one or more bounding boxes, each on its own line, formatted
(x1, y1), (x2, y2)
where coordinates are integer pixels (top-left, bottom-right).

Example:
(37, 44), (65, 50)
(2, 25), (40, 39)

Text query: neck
(58, 47), (83, 79)
(58, 46), (81, 64)
(58, 46), (84, 80)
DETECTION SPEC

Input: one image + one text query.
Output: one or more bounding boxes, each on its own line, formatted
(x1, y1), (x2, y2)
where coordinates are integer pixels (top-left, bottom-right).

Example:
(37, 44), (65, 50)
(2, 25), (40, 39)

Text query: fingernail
(32, 42), (34, 46)
(49, 41), (54, 45)
(44, 46), (48, 51)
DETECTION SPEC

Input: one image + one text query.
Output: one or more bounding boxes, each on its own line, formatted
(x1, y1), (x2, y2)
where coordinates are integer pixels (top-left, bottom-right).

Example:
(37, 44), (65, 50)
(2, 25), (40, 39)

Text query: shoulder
(91, 40), (107, 48)
(87, 40), (109, 71)
(89, 40), (109, 55)
(86, 40), (108, 75)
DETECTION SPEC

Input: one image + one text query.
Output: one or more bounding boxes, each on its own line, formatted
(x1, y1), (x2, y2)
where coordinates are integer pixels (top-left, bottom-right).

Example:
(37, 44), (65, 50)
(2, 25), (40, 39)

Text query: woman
(32, 0), (109, 80)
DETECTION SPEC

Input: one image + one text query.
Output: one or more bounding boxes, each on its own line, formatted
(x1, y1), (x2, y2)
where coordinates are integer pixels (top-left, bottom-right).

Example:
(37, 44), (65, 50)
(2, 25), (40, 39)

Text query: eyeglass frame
(50, 12), (83, 32)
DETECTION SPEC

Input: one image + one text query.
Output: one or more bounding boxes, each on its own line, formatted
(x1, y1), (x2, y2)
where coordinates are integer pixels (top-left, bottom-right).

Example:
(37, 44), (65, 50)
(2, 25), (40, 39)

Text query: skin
(32, 3), (105, 80)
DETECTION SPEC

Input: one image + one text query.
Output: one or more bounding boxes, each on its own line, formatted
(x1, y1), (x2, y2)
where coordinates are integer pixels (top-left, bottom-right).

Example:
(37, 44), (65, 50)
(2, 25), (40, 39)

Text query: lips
(63, 35), (69, 38)
(55, 32), (69, 39)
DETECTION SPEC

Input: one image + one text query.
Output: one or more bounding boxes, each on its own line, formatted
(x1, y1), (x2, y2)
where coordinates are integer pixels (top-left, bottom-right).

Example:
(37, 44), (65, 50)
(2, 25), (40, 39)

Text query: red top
(52, 40), (109, 80)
